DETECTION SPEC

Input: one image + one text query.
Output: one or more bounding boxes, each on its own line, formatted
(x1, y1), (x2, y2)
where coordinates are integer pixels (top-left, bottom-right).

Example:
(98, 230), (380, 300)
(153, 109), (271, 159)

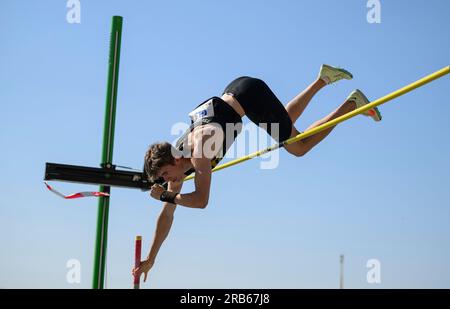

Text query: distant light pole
(340, 255), (344, 289)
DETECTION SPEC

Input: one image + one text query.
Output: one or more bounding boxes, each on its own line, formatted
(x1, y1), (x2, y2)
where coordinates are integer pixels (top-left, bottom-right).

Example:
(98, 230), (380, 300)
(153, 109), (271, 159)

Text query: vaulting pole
(92, 16), (123, 289)
(184, 66), (449, 181)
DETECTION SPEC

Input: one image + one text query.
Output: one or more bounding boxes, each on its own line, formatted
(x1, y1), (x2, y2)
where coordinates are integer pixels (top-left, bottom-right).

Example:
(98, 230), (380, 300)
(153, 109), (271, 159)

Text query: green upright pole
(92, 16), (123, 289)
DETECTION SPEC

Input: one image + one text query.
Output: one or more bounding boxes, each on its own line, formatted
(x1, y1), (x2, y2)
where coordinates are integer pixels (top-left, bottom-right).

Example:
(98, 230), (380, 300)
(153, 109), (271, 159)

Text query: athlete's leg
(284, 87), (382, 157)
(285, 78), (326, 123)
(284, 100), (356, 157)
(285, 64), (353, 124)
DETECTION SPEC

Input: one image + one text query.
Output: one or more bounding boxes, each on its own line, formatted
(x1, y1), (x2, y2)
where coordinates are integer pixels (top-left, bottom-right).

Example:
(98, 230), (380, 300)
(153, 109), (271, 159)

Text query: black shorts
(223, 76), (293, 143)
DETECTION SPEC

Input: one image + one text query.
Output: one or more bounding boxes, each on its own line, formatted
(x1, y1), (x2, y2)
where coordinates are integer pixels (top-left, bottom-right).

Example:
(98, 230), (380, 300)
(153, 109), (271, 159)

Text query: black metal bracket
(44, 162), (154, 191)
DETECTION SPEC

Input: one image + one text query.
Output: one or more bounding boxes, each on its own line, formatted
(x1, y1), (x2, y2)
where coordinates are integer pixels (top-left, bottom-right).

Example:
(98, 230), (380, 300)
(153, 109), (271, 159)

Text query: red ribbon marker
(44, 182), (110, 199)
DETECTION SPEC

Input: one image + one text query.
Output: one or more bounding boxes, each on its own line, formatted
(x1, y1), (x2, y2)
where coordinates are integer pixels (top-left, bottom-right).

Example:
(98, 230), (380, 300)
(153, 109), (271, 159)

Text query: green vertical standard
(92, 16), (123, 289)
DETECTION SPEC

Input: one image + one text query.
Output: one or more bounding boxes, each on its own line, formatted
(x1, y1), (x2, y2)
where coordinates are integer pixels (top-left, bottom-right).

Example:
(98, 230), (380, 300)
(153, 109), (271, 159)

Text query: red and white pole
(134, 236), (142, 289)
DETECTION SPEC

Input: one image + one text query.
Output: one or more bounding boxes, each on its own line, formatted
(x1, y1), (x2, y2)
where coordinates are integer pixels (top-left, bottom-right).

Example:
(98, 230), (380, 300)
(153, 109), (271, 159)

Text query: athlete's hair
(144, 142), (179, 181)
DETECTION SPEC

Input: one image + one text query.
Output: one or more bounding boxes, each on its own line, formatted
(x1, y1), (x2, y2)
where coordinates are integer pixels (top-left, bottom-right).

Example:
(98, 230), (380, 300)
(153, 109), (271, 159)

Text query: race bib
(189, 99), (215, 123)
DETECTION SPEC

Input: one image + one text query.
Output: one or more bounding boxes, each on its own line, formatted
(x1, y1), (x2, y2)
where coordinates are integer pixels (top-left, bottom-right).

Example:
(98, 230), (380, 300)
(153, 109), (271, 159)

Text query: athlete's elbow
(198, 201), (208, 209)
(197, 197), (209, 209)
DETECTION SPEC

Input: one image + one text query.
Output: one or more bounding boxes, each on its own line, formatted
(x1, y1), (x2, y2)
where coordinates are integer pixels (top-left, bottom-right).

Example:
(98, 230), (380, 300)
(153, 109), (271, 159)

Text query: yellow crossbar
(185, 66), (449, 181)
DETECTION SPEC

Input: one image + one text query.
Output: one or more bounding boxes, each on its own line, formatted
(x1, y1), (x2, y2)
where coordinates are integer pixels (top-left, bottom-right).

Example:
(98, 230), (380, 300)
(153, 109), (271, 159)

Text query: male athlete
(132, 64), (382, 281)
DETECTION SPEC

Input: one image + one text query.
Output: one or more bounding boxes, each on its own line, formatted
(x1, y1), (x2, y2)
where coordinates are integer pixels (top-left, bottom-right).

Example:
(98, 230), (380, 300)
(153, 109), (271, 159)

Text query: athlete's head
(144, 142), (185, 183)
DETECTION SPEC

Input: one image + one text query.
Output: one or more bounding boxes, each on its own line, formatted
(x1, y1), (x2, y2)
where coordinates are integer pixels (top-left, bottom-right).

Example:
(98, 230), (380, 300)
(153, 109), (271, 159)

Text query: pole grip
(134, 235), (142, 289)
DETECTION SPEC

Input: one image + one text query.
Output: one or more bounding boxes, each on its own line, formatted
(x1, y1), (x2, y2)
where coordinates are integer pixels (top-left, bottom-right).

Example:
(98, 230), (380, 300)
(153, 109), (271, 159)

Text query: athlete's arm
(173, 156), (211, 209)
(147, 180), (182, 261)
(172, 126), (215, 209)
(152, 124), (218, 209)
(133, 180), (183, 282)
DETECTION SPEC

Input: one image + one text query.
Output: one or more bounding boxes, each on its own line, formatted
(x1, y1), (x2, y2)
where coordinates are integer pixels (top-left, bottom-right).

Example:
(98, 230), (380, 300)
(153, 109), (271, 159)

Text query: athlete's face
(158, 159), (184, 182)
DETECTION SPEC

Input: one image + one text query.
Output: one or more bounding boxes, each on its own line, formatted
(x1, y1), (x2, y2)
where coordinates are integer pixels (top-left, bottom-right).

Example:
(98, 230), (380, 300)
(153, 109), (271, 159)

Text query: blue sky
(0, 0), (449, 289)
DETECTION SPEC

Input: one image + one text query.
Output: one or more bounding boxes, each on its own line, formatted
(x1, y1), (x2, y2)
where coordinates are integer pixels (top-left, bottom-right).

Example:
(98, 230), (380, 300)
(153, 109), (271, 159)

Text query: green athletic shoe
(346, 89), (382, 122)
(319, 64), (353, 84)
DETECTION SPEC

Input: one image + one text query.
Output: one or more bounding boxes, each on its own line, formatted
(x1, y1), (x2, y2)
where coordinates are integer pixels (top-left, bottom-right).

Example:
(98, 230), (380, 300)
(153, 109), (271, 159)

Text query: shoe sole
(354, 89), (382, 121)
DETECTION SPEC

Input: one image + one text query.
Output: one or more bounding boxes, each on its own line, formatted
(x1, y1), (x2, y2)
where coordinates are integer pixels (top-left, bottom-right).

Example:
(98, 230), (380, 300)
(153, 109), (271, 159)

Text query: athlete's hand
(132, 258), (154, 283)
(150, 184), (164, 200)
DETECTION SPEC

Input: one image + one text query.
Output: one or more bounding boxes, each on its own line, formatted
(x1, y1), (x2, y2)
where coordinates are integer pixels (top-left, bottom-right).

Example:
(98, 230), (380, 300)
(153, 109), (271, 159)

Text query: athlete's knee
(287, 142), (310, 157)
(292, 148), (308, 157)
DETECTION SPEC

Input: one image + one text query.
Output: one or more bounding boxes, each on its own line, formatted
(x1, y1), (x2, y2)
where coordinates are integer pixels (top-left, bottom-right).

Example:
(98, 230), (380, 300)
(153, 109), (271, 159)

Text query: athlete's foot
(346, 89), (382, 121)
(318, 64), (353, 85)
